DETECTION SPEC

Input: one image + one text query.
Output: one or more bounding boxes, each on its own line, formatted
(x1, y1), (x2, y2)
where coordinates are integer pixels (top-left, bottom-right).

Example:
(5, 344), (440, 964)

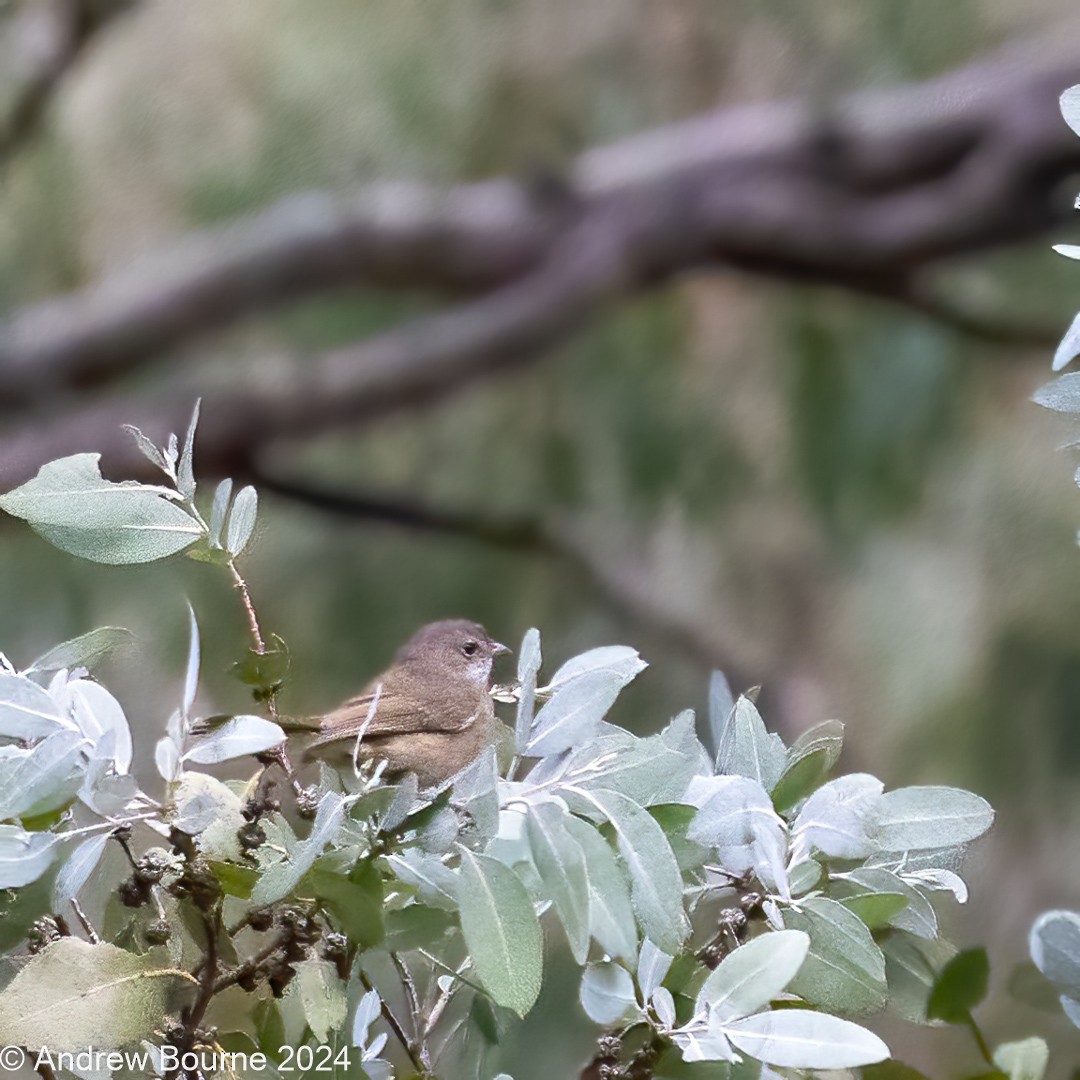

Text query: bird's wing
(306, 685), (480, 748)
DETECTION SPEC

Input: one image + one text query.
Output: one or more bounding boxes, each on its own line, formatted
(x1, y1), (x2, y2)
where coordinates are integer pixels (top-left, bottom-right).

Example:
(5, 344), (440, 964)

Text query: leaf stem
(359, 969), (428, 1077)
(965, 1013), (995, 1068)
(227, 558), (265, 654)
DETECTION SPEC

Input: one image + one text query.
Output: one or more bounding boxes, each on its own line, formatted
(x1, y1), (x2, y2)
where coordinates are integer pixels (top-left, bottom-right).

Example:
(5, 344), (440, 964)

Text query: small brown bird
(295, 619), (510, 788)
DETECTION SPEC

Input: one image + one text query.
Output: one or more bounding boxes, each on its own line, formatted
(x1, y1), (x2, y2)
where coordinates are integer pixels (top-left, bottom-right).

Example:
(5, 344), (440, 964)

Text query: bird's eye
(461, 641), (479, 657)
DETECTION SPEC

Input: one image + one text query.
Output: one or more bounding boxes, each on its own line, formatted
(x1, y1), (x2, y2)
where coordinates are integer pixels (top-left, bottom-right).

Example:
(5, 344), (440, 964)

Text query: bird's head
(395, 619), (510, 686)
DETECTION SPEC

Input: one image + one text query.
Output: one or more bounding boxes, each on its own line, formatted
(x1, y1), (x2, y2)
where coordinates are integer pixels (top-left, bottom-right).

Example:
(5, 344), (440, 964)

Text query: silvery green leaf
(0, 826), (58, 887)
(173, 771), (245, 846)
(902, 867), (968, 903)
(773, 719), (845, 811)
(381, 774), (419, 833)
(1030, 910), (1080, 1005)
(716, 696), (786, 791)
(993, 1036), (1049, 1080)
(565, 713), (703, 806)
(183, 715), (285, 764)
(543, 645), (646, 693)
(27, 627), (134, 675)
(525, 801), (590, 963)
(1054, 311), (1080, 372)
(183, 605), (200, 721)
(789, 718), (844, 767)
(0, 454), (204, 564)
(0, 731), (84, 820)
(882, 932), (956, 1024)
(876, 786), (993, 852)
(1062, 86), (1080, 136)
(351, 988), (382, 1048)
(1033, 373), (1080, 413)
(52, 833), (110, 911)
(783, 897), (887, 1016)
(449, 745), (499, 838)
(208, 479), (233, 549)
(80, 751), (138, 816)
(296, 958), (347, 1043)
(515, 628), (542, 753)
(456, 847), (543, 1017)
(637, 939), (673, 1002)
(253, 791), (345, 904)
(579, 962), (640, 1025)
(62, 678), (132, 771)
(527, 670), (631, 758)
(1054, 243), (1080, 260)
(652, 986), (676, 1028)
(791, 774), (883, 860)
(672, 1031), (737, 1063)
(385, 849), (458, 909)
(154, 736), (182, 782)
(225, 485), (258, 557)
(122, 425), (169, 474)
(563, 814), (638, 962)
(706, 671), (735, 759)
(722, 1010), (888, 1068)
(696, 929), (809, 1021)
(787, 858), (822, 896)
(575, 787), (689, 954)
(0, 672), (72, 739)
(0, 938), (191, 1053)
(417, 804), (460, 853)
(843, 867), (937, 938)
(176, 399), (201, 501)
(686, 775), (790, 898)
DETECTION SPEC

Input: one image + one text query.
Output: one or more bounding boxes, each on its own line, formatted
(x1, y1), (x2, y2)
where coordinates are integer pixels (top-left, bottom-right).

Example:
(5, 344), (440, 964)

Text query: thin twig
(69, 898), (99, 943)
(359, 968), (427, 1078)
(391, 952), (431, 1072)
(227, 558), (265, 654)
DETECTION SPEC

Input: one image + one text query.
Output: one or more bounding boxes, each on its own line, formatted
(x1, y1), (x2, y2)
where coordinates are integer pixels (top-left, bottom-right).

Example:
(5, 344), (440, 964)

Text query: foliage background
(4, 0), (1080, 1074)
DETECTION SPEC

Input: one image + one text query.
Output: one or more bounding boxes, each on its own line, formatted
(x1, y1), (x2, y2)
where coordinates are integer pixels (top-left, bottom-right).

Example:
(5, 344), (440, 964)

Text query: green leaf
(649, 803), (709, 872)
(993, 1037), (1049, 1080)
(0, 826), (58, 888)
(577, 788), (689, 954)
(525, 802), (590, 963)
(0, 454), (204, 564)
(926, 947), (990, 1023)
(456, 847), (543, 1017)
(53, 833), (110, 911)
(771, 747), (830, 813)
(882, 932), (956, 1024)
(27, 627), (134, 674)
(306, 859), (385, 949)
(528, 669), (638, 758)
(840, 867), (937, 939)
(0, 673), (69, 740)
(784, 897), (887, 1016)
(1006, 961), (1062, 1013)
(295, 958), (347, 1043)
(840, 892), (911, 931)
(0, 938), (192, 1052)
(696, 930), (810, 1020)
(176, 399), (201, 500)
(876, 787), (993, 852)
(231, 637), (291, 692)
(580, 962), (640, 1025)
(723, 1009), (888, 1068)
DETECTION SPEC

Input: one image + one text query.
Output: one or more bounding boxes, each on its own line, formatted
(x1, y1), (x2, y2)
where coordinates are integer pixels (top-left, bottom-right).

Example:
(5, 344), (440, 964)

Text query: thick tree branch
(0, 0), (135, 169)
(1, 41), (1079, 411)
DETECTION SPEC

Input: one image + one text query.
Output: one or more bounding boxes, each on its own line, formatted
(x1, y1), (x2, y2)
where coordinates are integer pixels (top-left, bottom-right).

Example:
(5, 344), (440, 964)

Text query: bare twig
(0, 41), (1079, 410)
(69, 898), (99, 943)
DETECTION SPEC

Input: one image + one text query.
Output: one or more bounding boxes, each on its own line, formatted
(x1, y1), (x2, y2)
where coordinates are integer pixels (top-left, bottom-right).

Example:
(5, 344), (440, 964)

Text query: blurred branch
(252, 470), (756, 684)
(0, 0), (135, 169)
(2, 40), (1080, 410)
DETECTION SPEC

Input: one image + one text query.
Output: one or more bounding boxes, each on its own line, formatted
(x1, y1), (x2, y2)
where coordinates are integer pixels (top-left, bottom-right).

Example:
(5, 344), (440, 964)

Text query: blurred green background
(4, 0), (1080, 1073)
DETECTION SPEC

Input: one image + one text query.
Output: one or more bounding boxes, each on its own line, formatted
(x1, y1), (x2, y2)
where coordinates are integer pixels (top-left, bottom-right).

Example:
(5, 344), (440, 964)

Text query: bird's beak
(492, 642), (512, 656)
